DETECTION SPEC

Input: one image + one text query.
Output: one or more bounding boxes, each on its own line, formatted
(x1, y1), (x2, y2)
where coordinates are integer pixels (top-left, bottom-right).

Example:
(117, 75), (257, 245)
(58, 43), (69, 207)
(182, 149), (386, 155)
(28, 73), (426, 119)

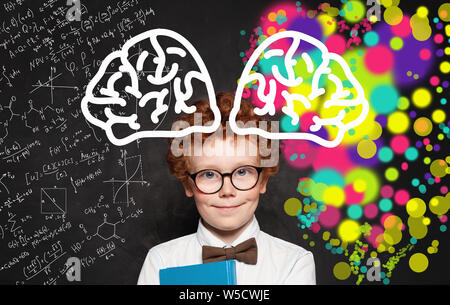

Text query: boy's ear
(259, 174), (270, 194)
(181, 179), (194, 197)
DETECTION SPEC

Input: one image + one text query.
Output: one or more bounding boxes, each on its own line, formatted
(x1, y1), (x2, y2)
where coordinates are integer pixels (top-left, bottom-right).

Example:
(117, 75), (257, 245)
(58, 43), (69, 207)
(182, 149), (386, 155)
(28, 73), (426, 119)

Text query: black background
(0, 0), (448, 285)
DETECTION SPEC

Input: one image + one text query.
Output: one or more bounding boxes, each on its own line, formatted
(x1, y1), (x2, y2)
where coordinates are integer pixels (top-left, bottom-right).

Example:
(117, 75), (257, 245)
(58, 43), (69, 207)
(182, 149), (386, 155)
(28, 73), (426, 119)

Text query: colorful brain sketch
(81, 29), (221, 146)
(230, 30), (370, 148)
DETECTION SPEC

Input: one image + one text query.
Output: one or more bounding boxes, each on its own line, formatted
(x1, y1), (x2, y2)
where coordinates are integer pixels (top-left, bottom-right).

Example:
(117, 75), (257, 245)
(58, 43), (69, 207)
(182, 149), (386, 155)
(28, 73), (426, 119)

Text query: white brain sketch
(229, 30), (370, 148)
(81, 29), (221, 146)
(82, 29), (369, 148)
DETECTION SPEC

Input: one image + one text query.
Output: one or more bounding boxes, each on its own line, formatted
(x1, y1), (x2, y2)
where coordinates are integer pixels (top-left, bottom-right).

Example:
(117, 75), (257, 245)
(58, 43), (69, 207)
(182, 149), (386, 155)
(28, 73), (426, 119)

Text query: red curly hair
(166, 92), (280, 183)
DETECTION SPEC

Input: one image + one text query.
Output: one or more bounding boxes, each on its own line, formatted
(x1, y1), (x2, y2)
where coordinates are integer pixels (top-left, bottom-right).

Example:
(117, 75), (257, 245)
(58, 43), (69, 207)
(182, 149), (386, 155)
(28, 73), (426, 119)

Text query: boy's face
(182, 136), (270, 233)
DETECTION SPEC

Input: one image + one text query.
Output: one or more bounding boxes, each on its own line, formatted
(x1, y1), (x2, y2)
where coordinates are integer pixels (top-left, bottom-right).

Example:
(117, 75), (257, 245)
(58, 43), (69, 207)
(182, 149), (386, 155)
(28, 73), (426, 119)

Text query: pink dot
(419, 48), (431, 61)
(423, 138), (430, 145)
(364, 45), (394, 74)
(435, 177), (441, 183)
(390, 135), (410, 154)
(318, 205), (341, 228)
(364, 203), (378, 219)
(300, 112), (318, 132)
(391, 16), (411, 37)
(345, 184), (364, 204)
(366, 225), (383, 248)
(394, 189), (409, 205)
(401, 162), (408, 170)
(441, 186), (448, 195)
(440, 215), (448, 223)
(311, 222), (321, 233)
(325, 34), (346, 55)
(434, 34), (444, 44)
(380, 185), (394, 198)
(430, 76), (440, 86)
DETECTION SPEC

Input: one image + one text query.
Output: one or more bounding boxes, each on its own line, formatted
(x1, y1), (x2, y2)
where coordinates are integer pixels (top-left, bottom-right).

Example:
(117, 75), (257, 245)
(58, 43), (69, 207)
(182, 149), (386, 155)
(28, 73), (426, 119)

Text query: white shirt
(137, 216), (316, 285)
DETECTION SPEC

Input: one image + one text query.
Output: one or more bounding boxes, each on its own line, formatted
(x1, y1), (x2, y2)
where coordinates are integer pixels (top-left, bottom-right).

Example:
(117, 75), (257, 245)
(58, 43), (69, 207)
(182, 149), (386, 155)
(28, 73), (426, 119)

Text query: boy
(137, 92), (316, 284)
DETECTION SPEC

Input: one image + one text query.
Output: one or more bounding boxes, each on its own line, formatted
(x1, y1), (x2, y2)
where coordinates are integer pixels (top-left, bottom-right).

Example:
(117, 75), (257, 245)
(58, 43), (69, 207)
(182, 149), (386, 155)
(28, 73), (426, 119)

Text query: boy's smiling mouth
(211, 202), (245, 210)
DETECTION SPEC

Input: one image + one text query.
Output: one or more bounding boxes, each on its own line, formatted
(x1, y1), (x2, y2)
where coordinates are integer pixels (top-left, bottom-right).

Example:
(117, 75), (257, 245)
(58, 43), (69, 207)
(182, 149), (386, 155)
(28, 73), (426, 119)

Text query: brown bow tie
(202, 237), (257, 265)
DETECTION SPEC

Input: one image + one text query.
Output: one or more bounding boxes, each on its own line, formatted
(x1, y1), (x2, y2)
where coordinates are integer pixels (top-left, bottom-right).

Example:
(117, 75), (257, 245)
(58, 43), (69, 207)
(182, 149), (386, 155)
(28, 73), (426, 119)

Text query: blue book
(159, 260), (236, 285)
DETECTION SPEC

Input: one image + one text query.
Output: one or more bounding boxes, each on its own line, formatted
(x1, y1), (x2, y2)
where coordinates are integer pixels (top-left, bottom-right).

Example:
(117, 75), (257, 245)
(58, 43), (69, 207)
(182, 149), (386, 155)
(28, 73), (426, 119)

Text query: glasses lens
(195, 170), (222, 193)
(232, 166), (259, 190)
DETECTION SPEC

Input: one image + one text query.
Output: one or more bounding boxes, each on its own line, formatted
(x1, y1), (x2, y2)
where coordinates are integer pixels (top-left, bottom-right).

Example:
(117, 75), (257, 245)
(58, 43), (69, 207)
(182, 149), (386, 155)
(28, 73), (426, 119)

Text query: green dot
(397, 97), (410, 110)
(390, 37), (404, 50)
(385, 167), (399, 181)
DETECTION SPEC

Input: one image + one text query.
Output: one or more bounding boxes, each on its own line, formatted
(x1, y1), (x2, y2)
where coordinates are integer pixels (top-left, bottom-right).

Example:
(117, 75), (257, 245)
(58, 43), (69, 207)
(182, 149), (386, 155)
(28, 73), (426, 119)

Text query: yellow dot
(406, 198), (427, 218)
(440, 61), (450, 74)
(387, 111), (410, 134)
(431, 109), (446, 124)
(411, 88), (432, 108)
(422, 217), (431, 225)
(353, 179), (367, 192)
(323, 186), (345, 207)
(432, 240), (439, 247)
(409, 253), (429, 273)
(284, 197), (302, 216)
(445, 47), (450, 56)
(338, 219), (361, 242)
(417, 6), (428, 18)
(267, 26), (277, 36)
(333, 262), (351, 280)
(357, 139), (377, 159)
(268, 12), (277, 22)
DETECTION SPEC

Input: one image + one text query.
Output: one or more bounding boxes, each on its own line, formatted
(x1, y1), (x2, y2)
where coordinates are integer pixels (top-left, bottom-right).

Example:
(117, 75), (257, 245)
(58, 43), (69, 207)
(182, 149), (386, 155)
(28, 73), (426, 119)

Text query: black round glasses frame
(188, 165), (263, 194)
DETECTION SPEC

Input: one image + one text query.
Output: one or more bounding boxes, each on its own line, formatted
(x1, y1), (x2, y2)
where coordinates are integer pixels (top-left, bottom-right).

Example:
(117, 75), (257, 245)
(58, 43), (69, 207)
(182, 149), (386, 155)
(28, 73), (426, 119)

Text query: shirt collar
(196, 215), (260, 248)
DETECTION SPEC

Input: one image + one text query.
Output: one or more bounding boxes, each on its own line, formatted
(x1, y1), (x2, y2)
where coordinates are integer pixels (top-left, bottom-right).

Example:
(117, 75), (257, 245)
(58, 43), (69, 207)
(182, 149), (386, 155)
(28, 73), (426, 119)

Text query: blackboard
(1, 0), (448, 285)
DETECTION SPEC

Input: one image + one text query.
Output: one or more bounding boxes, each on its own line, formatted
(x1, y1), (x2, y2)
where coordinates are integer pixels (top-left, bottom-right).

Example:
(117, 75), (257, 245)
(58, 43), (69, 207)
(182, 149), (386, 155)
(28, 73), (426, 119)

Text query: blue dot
(303, 197), (310, 204)
(383, 278), (390, 285)
(281, 115), (300, 132)
(240, 30), (246, 36)
(336, 247), (343, 254)
(441, 98), (447, 105)
(364, 31), (379, 47)
(379, 198), (393, 212)
(348, 204), (363, 219)
(380, 272), (386, 279)
(418, 184), (427, 194)
(440, 225), (447, 232)
(410, 237), (417, 244)
(405, 147), (419, 161)
(411, 178), (420, 187)
(427, 178), (435, 185)
(378, 147), (394, 163)
(370, 85), (399, 114)
(325, 243), (332, 250)
(360, 266), (367, 273)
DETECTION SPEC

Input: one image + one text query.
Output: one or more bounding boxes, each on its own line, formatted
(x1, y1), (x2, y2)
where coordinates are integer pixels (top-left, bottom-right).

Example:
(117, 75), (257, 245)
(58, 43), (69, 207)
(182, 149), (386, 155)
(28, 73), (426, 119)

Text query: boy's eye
(236, 168), (248, 176)
(200, 170), (219, 179)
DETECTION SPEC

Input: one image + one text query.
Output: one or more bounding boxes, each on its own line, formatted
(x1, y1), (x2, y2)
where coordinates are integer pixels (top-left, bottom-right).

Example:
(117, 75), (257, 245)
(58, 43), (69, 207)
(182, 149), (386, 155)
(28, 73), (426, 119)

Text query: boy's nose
(219, 176), (237, 196)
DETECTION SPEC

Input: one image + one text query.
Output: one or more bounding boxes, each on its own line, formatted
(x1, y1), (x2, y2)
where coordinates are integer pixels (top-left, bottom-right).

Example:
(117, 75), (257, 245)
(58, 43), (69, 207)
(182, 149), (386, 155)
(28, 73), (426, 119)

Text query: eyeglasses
(189, 165), (263, 194)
